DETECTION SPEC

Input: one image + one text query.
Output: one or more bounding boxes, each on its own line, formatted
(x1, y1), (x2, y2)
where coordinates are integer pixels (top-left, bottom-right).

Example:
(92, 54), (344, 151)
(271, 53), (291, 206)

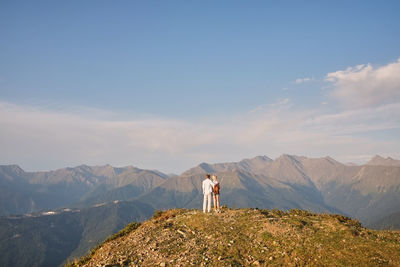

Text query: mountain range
(1, 154), (400, 266)
(0, 164), (167, 215)
(138, 155), (399, 224)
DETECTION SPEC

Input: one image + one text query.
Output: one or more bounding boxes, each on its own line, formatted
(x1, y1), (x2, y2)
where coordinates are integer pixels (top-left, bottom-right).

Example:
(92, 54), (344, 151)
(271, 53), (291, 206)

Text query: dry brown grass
(68, 208), (400, 267)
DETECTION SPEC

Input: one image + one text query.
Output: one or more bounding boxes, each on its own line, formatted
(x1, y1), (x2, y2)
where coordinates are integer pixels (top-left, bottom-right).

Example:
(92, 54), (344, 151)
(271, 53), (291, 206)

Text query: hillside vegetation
(0, 201), (153, 267)
(68, 208), (400, 267)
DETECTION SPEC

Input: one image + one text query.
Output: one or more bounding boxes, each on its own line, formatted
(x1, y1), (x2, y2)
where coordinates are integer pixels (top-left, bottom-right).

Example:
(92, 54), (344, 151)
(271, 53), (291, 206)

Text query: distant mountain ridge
(0, 164), (166, 215)
(1, 154), (400, 224)
(366, 155), (400, 167)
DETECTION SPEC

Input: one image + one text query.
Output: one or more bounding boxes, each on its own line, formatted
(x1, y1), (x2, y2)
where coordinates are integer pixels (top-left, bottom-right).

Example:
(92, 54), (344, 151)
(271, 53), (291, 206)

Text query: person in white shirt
(202, 174), (214, 213)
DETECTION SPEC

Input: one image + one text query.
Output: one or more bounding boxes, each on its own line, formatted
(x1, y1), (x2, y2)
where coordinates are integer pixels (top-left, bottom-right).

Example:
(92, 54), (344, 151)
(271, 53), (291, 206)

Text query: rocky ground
(67, 208), (400, 266)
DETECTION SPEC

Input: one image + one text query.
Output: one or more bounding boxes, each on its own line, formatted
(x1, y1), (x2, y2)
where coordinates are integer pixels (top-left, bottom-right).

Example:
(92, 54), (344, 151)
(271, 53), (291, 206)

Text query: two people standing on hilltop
(202, 174), (221, 213)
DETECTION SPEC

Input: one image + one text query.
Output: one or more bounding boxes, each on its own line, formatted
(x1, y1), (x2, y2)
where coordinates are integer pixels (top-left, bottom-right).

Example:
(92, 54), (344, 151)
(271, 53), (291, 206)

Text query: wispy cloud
(295, 77), (312, 84)
(302, 103), (400, 135)
(326, 58), (400, 108)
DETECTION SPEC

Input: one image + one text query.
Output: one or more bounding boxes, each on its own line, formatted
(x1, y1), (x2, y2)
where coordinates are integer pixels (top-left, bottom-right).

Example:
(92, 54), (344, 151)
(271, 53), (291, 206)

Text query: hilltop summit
(68, 208), (400, 266)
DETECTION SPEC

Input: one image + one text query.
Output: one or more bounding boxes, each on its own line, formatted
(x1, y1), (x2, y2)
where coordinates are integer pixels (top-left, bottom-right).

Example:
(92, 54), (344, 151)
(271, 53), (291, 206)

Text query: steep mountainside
(77, 167), (166, 206)
(321, 164), (400, 226)
(68, 208), (400, 267)
(0, 200), (153, 267)
(181, 155), (273, 176)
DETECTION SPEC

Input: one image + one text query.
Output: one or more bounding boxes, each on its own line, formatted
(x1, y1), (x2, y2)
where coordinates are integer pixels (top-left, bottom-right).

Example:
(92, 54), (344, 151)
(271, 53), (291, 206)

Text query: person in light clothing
(202, 174), (214, 213)
(212, 175), (220, 212)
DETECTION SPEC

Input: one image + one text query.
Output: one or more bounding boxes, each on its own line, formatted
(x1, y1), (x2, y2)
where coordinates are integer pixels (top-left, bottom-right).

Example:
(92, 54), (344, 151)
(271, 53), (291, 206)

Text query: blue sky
(1, 1), (400, 173)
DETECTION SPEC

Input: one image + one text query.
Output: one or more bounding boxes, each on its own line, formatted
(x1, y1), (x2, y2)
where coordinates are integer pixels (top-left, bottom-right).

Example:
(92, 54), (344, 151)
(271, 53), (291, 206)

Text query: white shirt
(202, 178), (214, 195)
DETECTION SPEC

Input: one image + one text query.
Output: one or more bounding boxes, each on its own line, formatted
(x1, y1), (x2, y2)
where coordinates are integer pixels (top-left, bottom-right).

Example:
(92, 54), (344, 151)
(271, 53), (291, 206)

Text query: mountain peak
(69, 208), (400, 267)
(275, 154), (304, 163)
(0, 164), (26, 180)
(278, 153), (299, 159)
(322, 156), (344, 166)
(366, 155), (400, 167)
(0, 164), (24, 172)
(198, 162), (214, 172)
(324, 156), (335, 161)
(370, 155), (386, 162)
(249, 155), (273, 162)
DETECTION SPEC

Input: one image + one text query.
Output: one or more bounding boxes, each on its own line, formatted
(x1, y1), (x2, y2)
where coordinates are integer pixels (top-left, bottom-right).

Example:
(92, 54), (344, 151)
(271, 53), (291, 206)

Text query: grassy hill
(67, 208), (400, 266)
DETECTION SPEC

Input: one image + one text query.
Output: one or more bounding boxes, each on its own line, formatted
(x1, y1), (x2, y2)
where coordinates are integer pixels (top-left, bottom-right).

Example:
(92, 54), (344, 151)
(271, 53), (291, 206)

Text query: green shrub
(289, 209), (312, 217)
(260, 209), (273, 218)
(262, 231), (273, 240)
(152, 210), (164, 219)
(271, 209), (285, 217)
(332, 214), (362, 228)
(105, 222), (141, 243)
